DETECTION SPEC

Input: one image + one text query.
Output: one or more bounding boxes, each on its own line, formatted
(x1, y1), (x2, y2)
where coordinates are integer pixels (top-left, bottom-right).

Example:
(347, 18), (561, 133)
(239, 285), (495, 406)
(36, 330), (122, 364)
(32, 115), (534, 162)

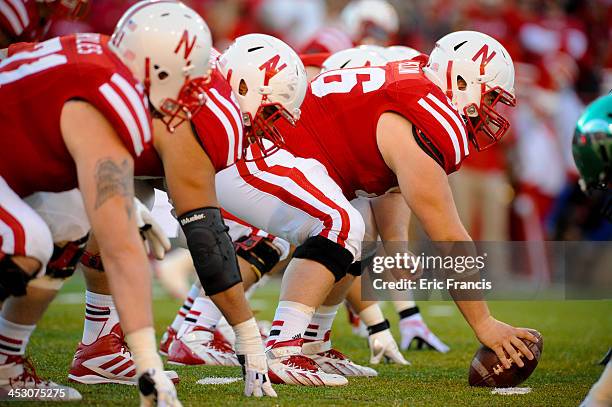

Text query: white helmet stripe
(426, 93), (469, 155)
(99, 83), (144, 156)
(417, 97), (461, 165)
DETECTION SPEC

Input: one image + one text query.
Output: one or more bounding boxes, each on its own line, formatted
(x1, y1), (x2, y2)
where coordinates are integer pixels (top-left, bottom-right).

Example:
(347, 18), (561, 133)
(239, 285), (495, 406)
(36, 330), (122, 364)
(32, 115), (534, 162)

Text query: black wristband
(398, 306), (420, 320)
(367, 319), (391, 336)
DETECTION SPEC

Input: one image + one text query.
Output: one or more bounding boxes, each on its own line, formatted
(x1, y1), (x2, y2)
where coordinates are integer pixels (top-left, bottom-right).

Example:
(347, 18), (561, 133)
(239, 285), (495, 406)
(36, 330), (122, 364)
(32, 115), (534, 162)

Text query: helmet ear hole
(457, 75), (467, 90)
(239, 79), (249, 96)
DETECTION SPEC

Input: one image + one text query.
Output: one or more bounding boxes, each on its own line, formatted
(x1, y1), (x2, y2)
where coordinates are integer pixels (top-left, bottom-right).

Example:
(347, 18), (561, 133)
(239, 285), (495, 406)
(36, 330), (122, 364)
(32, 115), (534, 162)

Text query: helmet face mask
(465, 85), (516, 150)
(37, 0), (90, 19)
(158, 76), (209, 132)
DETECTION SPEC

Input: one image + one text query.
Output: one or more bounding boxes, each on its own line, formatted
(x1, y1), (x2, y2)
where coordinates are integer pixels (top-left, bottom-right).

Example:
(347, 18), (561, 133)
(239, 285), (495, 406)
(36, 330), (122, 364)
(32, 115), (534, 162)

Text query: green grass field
(16, 273), (612, 406)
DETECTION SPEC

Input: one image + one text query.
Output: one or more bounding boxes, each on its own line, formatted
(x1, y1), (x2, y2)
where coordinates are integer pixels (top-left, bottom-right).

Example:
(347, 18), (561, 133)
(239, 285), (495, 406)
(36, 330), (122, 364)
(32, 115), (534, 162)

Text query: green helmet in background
(572, 94), (612, 192)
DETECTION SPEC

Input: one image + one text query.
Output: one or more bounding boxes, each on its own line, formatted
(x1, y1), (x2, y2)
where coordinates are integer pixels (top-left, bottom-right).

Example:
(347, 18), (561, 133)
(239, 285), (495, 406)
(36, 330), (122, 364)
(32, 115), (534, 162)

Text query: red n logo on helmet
(259, 55), (287, 86)
(472, 44), (496, 70)
(174, 30), (197, 60)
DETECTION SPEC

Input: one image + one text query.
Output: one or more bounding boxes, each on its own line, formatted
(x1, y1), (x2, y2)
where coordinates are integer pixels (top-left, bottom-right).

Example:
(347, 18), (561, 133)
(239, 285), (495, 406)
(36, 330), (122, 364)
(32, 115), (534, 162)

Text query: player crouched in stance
(0, 1), (211, 404)
(70, 34), (307, 398)
(223, 30), (538, 384)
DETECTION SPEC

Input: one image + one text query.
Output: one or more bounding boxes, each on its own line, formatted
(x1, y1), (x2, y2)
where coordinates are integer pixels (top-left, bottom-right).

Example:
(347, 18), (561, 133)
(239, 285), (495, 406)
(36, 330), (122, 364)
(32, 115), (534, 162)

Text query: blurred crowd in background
(43, 0), (612, 244)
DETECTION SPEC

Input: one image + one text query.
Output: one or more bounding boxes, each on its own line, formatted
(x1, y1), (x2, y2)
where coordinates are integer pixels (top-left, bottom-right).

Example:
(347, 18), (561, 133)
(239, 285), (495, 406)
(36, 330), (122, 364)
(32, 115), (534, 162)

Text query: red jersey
(279, 60), (470, 199)
(0, 33), (152, 197)
(134, 63), (244, 177)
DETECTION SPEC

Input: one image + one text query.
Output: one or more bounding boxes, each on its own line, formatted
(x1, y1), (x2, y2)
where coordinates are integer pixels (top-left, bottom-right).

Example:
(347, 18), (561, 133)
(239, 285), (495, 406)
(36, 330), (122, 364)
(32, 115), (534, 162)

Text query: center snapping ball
(468, 330), (543, 387)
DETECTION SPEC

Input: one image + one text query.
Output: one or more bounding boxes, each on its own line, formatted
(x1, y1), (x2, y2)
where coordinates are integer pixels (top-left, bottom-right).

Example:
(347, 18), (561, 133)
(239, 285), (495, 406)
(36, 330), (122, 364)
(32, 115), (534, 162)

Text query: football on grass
(468, 330), (543, 387)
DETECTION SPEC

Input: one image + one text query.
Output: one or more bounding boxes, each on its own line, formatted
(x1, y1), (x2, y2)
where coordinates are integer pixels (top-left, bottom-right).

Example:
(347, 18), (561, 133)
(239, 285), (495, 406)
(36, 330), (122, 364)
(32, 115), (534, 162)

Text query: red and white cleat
(266, 339), (348, 386)
(167, 327), (239, 367)
(159, 327), (176, 356)
(68, 324), (178, 385)
(302, 340), (377, 377)
(0, 355), (82, 401)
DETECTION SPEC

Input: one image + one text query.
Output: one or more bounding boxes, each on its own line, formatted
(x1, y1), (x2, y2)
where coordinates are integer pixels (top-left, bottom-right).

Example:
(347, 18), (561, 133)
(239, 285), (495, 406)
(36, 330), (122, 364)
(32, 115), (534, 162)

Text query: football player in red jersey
(211, 30), (540, 384)
(0, 0), (89, 47)
(67, 35), (306, 397)
(0, 1), (211, 404)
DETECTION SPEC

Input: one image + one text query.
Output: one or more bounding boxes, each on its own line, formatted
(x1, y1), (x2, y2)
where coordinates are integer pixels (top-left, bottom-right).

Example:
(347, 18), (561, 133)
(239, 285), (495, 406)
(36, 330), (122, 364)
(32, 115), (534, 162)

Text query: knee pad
(293, 236), (354, 282)
(179, 207), (242, 296)
(0, 254), (34, 300)
(235, 235), (281, 281)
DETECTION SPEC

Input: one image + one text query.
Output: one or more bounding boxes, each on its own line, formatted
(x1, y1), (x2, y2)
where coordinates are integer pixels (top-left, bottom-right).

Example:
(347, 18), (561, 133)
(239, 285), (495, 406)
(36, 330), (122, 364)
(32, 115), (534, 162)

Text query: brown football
(468, 330), (543, 387)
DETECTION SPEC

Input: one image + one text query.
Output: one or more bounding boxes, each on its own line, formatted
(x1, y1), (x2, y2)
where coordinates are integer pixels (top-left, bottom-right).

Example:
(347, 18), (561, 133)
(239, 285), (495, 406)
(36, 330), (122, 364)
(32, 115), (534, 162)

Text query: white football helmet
(423, 31), (516, 150)
(321, 45), (388, 73)
(110, 1), (212, 131)
(218, 34), (307, 154)
(383, 45), (421, 62)
(340, 0), (399, 45)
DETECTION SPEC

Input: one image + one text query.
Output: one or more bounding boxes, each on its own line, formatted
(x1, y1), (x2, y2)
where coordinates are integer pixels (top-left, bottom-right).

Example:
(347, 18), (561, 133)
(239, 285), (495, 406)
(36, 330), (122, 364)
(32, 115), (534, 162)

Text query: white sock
(170, 283), (202, 332)
(82, 291), (119, 345)
(304, 304), (340, 342)
(359, 303), (385, 328)
(0, 317), (35, 360)
(178, 296), (222, 337)
(266, 301), (315, 349)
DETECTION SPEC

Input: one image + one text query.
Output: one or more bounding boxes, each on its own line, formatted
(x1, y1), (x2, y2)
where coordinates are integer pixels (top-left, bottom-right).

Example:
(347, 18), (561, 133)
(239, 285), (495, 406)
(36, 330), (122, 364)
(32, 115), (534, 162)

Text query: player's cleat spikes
(159, 327), (177, 356)
(68, 324), (179, 385)
(0, 355), (82, 401)
(302, 340), (377, 377)
(266, 339), (348, 386)
(167, 327), (239, 367)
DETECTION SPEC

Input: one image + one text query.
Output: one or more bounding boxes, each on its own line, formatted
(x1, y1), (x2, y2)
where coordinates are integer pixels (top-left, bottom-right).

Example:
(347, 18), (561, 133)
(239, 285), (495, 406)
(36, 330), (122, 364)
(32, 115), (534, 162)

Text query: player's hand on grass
(399, 314), (450, 353)
(134, 198), (171, 260)
(474, 316), (538, 369)
(369, 328), (410, 365)
(238, 354), (277, 397)
(138, 368), (182, 407)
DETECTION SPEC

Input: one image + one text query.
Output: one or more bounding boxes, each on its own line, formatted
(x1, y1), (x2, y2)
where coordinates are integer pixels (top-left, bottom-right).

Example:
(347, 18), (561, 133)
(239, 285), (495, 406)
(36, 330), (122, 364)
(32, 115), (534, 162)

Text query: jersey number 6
(311, 67), (386, 98)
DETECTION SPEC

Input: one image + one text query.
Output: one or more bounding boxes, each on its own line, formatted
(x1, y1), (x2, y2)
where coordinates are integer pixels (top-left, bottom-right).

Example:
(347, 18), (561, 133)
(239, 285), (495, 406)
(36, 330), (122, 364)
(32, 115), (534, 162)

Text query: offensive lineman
(214, 30), (540, 384)
(0, 1), (211, 404)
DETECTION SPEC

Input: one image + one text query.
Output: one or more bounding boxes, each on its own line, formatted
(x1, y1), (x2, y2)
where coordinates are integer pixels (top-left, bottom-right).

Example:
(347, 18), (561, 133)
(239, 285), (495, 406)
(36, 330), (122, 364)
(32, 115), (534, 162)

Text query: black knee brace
(179, 207), (242, 296)
(0, 254), (34, 300)
(293, 236), (354, 282)
(235, 235), (281, 281)
(47, 237), (87, 279)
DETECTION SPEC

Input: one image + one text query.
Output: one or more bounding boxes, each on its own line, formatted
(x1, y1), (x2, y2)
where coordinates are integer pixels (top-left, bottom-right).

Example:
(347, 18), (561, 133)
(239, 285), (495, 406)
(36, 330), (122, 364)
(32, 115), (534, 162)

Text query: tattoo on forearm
(94, 158), (134, 218)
